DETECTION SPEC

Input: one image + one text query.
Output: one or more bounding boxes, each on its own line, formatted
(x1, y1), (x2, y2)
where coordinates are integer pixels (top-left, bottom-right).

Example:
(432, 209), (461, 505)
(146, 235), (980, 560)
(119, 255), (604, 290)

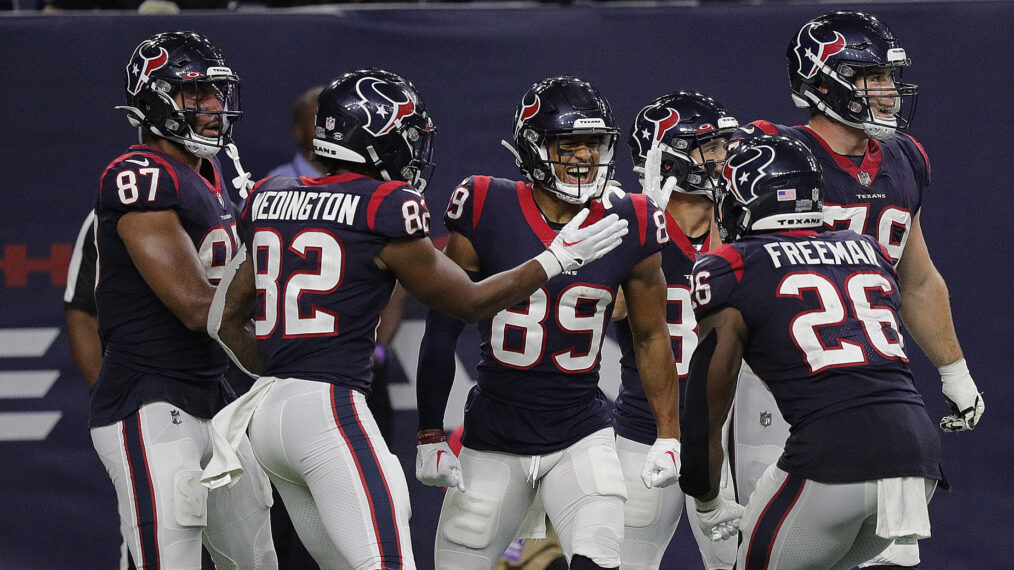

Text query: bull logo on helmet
(515, 92), (541, 139)
(793, 21), (847, 80)
(354, 76), (417, 137)
(646, 106), (681, 144)
(126, 42), (169, 96)
(723, 144), (776, 204)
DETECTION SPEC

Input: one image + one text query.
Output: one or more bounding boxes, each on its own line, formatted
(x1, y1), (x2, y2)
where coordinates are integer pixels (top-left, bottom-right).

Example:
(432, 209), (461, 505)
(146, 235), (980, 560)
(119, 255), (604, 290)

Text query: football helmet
(787, 11), (917, 140)
(716, 134), (824, 242)
(629, 92), (739, 199)
(313, 69), (435, 189)
(120, 31), (241, 158)
(508, 76), (619, 204)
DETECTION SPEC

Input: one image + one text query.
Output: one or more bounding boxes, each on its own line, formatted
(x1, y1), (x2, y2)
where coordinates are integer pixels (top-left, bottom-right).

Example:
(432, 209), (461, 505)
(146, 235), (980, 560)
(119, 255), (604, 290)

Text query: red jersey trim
(711, 244), (744, 283)
(367, 181), (405, 232)
(472, 176), (491, 230)
(799, 126), (883, 183)
(517, 183), (558, 246)
(630, 193), (650, 247)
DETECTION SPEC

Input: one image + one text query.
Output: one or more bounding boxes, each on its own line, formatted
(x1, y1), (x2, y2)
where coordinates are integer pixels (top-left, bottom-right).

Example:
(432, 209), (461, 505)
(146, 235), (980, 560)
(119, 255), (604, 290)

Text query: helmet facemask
(535, 127), (617, 204)
(153, 74), (241, 158)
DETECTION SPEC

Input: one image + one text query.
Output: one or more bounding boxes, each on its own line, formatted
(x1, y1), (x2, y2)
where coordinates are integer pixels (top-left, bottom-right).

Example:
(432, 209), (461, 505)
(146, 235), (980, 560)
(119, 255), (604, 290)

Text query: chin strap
(224, 143), (255, 199)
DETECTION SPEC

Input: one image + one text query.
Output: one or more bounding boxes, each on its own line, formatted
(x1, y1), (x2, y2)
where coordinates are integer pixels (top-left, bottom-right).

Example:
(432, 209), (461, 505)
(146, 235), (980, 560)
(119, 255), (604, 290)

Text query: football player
(680, 134), (942, 569)
(613, 91), (739, 570)
(414, 76), (681, 570)
(89, 31), (277, 569)
(729, 12), (984, 568)
(200, 69), (629, 570)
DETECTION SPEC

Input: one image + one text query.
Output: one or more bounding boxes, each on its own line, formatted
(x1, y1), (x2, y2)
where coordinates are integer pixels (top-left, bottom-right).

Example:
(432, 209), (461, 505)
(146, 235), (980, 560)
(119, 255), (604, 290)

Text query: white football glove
(642, 140), (679, 210)
(694, 496), (744, 541)
(938, 358), (985, 432)
(416, 441), (466, 492)
(640, 438), (681, 489)
(534, 208), (629, 278)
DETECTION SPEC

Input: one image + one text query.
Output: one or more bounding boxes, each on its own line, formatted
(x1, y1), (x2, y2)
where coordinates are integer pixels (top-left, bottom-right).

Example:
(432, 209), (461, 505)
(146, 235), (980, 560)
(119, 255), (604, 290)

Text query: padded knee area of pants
(441, 490), (502, 549)
(622, 480), (661, 528)
(174, 470), (208, 527)
(571, 498), (623, 567)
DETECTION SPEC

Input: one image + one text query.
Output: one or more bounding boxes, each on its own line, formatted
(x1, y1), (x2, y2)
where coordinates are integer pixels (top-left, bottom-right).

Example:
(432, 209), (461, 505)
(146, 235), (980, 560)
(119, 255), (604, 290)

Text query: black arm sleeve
(415, 307), (467, 430)
(679, 330), (718, 498)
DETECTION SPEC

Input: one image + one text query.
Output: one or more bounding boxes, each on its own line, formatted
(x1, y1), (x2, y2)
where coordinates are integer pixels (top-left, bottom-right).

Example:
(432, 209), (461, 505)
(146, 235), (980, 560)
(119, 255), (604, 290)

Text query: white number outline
(777, 270), (907, 373)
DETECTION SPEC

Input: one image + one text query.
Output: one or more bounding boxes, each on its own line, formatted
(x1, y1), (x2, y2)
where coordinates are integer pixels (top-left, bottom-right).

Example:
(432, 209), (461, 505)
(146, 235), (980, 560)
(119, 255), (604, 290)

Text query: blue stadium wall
(1, 3), (1012, 567)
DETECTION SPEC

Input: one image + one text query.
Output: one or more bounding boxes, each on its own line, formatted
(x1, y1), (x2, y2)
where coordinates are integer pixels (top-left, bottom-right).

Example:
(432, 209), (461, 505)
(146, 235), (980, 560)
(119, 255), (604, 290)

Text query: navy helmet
(120, 31), (241, 158)
(716, 134), (824, 242)
(787, 11), (917, 140)
(313, 69), (435, 189)
(509, 76), (619, 204)
(629, 91), (738, 198)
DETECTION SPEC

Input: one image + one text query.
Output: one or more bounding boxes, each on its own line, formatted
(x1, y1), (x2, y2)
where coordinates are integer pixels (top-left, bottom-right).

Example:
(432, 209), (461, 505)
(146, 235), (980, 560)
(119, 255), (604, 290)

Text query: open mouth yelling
(564, 164), (595, 185)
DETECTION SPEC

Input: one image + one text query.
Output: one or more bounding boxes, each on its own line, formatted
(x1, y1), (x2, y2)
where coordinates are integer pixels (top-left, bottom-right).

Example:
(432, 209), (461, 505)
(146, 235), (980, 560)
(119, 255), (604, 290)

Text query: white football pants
(91, 401), (276, 569)
(247, 378), (415, 570)
(435, 428), (626, 569)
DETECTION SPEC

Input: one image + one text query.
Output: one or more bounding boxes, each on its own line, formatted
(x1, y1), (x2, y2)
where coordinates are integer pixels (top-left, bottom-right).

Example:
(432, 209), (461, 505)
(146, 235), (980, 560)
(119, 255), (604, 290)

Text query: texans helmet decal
(125, 42), (169, 96)
(723, 144), (776, 204)
(355, 76), (418, 137)
(793, 21), (847, 80)
(515, 92), (541, 138)
(646, 106), (681, 144)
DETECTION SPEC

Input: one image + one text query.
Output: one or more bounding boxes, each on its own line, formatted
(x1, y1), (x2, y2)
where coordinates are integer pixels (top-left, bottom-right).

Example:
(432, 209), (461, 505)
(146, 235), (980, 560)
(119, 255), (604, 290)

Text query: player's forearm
(899, 268), (963, 367)
(451, 260), (548, 322)
(65, 309), (102, 388)
(218, 320), (263, 375)
(698, 433), (727, 501)
(416, 308), (466, 430)
(634, 335), (680, 439)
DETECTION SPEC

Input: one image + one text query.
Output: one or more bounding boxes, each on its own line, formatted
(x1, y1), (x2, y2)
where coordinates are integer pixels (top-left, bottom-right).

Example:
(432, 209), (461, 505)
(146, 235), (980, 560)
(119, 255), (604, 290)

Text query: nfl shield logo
(759, 411), (772, 427)
(325, 116), (336, 130)
(171, 409), (182, 425)
(857, 171), (872, 187)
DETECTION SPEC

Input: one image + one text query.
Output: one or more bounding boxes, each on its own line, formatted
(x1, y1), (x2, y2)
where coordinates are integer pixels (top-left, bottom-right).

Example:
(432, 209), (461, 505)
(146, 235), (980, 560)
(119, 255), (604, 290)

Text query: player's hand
(938, 358), (985, 432)
(536, 208), (629, 278)
(642, 140), (679, 209)
(416, 438), (466, 492)
(640, 438), (681, 488)
(694, 496), (744, 541)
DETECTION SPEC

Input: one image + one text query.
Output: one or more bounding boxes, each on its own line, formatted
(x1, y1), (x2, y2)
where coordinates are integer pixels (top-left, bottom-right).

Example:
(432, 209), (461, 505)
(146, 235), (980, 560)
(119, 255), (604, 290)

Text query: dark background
(0, 3), (1011, 567)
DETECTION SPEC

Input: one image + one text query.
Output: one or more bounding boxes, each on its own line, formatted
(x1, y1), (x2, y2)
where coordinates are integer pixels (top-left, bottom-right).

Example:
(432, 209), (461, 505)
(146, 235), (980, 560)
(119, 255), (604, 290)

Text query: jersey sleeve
(366, 181), (431, 239)
(63, 211), (98, 314)
(598, 188), (666, 263)
(898, 133), (931, 189)
(690, 245), (744, 320)
(442, 175), (492, 242)
(729, 120), (782, 150)
(97, 152), (182, 218)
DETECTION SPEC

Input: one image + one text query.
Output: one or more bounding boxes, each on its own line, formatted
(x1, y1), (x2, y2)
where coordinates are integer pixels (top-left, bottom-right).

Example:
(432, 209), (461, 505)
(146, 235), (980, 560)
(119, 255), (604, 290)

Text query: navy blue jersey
(613, 214), (708, 445)
(444, 176), (666, 454)
(691, 230), (941, 482)
(240, 173), (429, 393)
(736, 121), (930, 264)
(92, 145), (238, 427)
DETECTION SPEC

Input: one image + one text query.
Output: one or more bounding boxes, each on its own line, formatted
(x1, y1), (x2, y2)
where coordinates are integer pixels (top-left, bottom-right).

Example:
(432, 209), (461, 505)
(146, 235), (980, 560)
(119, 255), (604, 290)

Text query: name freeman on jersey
(763, 238), (880, 269)
(250, 190), (362, 224)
